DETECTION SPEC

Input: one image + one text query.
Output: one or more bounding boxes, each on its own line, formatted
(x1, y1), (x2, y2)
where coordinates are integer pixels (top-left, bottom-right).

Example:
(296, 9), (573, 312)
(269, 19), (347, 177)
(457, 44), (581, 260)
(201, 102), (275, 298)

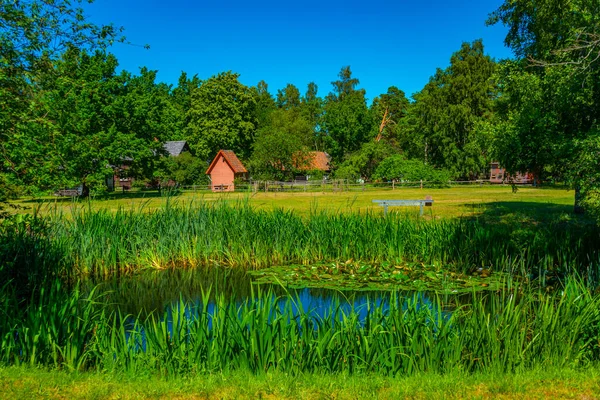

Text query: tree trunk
(574, 186), (585, 214)
(81, 182), (90, 198)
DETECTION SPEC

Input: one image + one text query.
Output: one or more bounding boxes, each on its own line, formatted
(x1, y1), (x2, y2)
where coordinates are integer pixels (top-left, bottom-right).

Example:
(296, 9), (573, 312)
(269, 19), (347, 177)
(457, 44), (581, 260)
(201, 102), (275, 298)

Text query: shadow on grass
(20, 189), (181, 204)
(459, 201), (584, 225)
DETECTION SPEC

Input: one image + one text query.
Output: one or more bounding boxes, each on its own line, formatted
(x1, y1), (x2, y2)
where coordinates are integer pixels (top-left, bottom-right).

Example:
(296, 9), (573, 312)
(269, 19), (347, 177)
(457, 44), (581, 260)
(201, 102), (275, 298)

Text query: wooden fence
(173, 179), (532, 194)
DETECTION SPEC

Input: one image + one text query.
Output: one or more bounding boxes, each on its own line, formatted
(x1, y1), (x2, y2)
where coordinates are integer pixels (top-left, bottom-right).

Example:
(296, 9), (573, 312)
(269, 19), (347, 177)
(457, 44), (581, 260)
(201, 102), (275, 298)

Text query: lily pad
(247, 261), (514, 294)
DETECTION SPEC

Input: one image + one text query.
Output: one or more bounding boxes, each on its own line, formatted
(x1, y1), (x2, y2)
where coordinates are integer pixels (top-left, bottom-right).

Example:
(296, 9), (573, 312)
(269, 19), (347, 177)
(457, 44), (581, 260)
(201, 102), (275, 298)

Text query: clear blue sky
(84, 0), (512, 102)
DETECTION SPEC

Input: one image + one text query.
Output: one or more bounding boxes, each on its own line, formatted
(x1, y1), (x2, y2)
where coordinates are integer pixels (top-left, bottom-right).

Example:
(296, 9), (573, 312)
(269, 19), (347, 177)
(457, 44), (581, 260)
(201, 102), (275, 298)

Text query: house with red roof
(206, 150), (248, 192)
(293, 151), (331, 181)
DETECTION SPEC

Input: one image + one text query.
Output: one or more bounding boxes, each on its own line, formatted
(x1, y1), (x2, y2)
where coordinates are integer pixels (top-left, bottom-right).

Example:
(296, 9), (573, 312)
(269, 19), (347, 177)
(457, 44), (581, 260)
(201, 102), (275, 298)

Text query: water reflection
(83, 266), (472, 320)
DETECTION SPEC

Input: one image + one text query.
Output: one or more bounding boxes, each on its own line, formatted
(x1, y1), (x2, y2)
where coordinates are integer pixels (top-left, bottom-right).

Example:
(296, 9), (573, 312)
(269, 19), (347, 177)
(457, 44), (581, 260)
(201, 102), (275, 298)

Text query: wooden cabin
(489, 162), (534, 184)
(206, 150), (248, 192)
(489, 162), (505, 184)
(108, 141), (191, 191)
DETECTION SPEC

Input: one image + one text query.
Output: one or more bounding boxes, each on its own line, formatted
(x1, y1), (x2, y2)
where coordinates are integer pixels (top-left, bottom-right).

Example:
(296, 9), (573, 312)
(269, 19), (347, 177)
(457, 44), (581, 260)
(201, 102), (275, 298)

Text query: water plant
(2, 200), (598, 283)
(1, 280), (599, 376)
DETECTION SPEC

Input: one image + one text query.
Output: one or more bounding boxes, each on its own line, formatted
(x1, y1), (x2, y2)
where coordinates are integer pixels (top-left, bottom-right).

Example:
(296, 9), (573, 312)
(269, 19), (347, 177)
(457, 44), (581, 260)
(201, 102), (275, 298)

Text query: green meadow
(14, 184), (575, 219)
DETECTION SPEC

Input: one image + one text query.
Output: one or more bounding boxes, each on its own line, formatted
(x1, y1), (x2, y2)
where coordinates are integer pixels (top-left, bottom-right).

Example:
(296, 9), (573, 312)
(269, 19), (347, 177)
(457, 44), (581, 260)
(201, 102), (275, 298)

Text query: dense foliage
(373, 155), (451, 185)
(489, 0), (600, 216)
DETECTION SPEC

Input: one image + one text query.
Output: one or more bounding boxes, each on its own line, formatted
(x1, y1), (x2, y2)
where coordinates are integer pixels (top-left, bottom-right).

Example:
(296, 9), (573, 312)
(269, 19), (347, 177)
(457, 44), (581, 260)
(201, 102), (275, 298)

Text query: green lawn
(13, 185), (576, 222)
(1, 366), (598, 399)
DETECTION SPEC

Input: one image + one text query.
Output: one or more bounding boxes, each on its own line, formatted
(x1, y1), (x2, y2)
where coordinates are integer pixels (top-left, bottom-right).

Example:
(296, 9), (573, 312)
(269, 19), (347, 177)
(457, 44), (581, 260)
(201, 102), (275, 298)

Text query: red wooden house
(489, 162), (534, 184)
(206, 150), (248, 192)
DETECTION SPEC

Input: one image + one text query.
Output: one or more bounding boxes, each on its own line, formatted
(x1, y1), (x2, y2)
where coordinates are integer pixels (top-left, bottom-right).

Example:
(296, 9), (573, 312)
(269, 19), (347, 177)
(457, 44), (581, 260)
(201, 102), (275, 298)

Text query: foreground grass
(1, 366), (599, 399)
(13, 185), (576, 220)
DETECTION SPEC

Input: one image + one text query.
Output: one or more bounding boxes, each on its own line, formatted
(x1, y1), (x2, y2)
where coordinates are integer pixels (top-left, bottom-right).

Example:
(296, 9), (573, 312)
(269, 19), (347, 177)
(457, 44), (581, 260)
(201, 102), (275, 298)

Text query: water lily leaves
(247, 261), (511, 294)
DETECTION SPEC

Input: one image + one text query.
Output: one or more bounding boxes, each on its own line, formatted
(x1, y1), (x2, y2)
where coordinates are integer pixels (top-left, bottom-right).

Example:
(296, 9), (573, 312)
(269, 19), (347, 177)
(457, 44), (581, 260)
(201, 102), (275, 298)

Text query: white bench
(373, 197), (433, 216)
(54, 189), (80, 197)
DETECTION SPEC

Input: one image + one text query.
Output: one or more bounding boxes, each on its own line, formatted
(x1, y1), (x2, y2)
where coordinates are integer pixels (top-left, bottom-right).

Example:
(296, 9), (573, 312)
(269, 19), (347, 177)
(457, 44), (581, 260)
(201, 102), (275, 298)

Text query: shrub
(373, 155), (452, 185)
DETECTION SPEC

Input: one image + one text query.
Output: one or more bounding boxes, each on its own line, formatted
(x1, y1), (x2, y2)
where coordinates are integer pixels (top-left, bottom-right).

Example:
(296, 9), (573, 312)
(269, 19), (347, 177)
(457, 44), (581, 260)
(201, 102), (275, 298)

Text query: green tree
(410, 40), (496, 179)
(322, 66), (372, 162)
(487, 0), (600, 64)
(13, 49), (166, 195)
(373, 155), (451, 185)
(301, 82), (324, 150)
(1, 0), (125, 205)
(186, 72), (257, 161)
(250, 109), (311, 180)
(252, 80), (277, 131)
(276, 83), (301, 110)
(157, 152), (207, 186)
(489, 0), (600, 212)
(335, 141), (396, 181)
(370, 86), (410, 146)
(169, 72), (201, 140)
(328, 66), (363, 101)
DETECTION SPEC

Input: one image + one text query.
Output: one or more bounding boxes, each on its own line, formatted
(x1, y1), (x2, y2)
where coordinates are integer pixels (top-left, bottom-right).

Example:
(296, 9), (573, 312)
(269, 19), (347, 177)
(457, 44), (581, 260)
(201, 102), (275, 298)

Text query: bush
(373, 155), (452, 186)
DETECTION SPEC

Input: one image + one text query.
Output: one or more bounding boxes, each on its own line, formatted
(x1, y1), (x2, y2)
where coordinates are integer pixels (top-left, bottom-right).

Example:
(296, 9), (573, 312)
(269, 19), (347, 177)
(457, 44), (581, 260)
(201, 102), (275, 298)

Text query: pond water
(83, 266), (470, 322)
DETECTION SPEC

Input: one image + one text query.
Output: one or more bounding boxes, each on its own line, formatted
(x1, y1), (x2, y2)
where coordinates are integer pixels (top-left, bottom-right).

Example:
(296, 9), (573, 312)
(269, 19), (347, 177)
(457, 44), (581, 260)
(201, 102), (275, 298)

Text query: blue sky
(84, 0), (513, 102)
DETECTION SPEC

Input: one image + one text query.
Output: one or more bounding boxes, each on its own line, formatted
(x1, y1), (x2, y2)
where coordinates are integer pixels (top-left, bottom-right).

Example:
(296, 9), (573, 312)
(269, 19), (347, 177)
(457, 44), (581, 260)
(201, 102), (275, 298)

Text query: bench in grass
(54, 189), (80, 197)
(372, 196), (434, 216)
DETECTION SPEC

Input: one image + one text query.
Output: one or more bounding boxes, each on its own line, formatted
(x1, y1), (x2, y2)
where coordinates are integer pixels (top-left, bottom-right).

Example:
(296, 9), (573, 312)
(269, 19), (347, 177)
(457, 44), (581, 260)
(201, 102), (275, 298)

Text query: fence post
(420, 179), (423, 189)
(392, 180), (395, 190)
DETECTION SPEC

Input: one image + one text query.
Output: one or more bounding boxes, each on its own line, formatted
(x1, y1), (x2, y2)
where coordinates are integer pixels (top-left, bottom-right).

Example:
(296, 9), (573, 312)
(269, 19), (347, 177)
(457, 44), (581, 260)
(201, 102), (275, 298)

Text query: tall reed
(6, 200), (593, 278)
(1, 280), (599, 376)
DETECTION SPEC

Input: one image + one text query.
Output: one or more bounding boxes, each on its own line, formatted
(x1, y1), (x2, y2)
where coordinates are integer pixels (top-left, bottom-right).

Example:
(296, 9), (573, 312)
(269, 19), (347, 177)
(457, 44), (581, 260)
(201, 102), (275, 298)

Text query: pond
(83, 266), (478, 322)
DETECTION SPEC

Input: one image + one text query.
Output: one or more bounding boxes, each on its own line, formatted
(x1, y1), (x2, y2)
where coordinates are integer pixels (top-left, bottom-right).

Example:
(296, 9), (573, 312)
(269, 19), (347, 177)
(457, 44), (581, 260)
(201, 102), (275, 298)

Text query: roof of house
(163, 141), (189, 157)
(294, 151), (331, 172)
(308, 151), (331, 171)
(206, 150), (248, 175)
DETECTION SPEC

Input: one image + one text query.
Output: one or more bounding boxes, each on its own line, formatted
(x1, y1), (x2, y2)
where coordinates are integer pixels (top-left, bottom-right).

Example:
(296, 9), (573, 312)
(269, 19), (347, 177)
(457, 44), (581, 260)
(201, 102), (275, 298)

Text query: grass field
(14, 185), (576, 221)
(1, 366), (599, 399)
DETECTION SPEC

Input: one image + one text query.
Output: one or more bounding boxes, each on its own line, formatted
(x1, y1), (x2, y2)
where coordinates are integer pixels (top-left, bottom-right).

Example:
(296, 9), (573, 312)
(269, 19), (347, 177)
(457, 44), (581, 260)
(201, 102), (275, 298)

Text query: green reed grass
(2, 200), (599, 281)
(1, 280), (599, 376)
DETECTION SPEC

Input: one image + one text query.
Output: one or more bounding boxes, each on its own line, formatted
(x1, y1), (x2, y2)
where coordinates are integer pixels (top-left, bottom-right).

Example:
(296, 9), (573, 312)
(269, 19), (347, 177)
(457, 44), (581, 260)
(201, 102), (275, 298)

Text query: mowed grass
(14, 185), (576, 220)
(1, 366), (599, 399)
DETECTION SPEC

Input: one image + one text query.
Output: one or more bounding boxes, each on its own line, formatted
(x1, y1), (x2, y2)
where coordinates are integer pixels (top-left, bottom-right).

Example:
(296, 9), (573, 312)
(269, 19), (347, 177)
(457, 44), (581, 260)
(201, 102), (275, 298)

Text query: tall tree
(1, 0), (125, 202)
(250, 109), (311, 180)
(301, 82), (324, 150)
(13, 49), (166, 195)
(170, 72), (201, 139)
(186, 71), (257, 161)
(252, 80), (277, 130)
(276, 83), (301, 110)
(370, 86), (410, 146)
(329, 66), (363, 101)
(410, 40), (496, 179)
(322, 67), (372, 162)
(489, 0), (600, 212)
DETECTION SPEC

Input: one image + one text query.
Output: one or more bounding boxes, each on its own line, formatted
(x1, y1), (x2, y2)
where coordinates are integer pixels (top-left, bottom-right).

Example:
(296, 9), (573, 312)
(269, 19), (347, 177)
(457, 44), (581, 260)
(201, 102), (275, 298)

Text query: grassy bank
(2, 365), (599, 399)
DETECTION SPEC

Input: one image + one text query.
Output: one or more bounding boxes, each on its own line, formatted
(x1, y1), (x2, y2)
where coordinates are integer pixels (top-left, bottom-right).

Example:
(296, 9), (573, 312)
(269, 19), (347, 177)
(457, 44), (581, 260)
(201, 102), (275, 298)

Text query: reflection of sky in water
(125, 287), (451, 351)
(168, 288), (446, 327)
